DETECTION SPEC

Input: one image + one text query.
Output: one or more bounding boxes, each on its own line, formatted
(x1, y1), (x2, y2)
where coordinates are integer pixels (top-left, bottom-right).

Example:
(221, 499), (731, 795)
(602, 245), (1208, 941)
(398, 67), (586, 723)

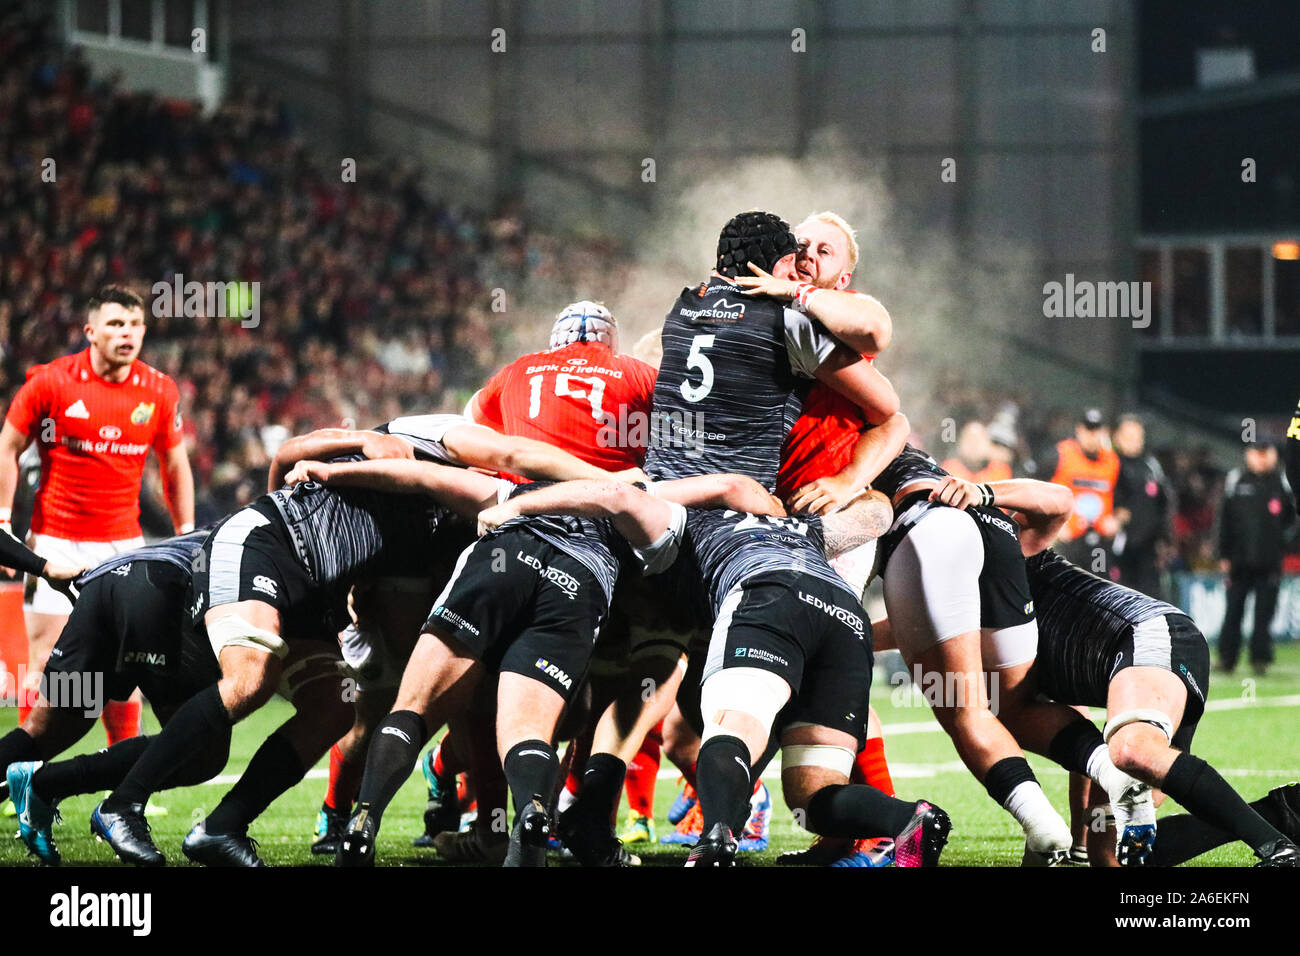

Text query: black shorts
(423, 529), (608, 703)
(1037, 612), (1209, 751)
(702, 571), (873, 745)
(191, 500), (343, 641)
(970, 505), (1036, 630)
(46, 561), (220, 709)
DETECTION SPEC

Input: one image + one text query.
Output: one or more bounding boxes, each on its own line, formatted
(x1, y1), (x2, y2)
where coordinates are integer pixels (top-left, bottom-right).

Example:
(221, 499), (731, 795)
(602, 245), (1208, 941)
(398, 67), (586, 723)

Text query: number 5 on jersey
(681, 334), (716, 404)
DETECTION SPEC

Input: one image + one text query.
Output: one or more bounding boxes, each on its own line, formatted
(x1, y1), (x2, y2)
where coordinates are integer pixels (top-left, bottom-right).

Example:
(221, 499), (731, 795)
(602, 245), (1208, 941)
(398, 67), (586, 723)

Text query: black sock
(205, 731), (306, 835)
(983, 756), (1038, 806)
(1149, 790), (1293, 866)
(806, 784), (918, 838)
(503, 739), (558, 819)
(107, 684), (230, 810)
(0, 728), (39, 770)
(33, 736), (153, 802)
(1047, 719), (1106, 775)
(570, 752), (626, 824)
(696, 735), (751, 835)
(1161, 753), (1286, 856)
(355, 710), (428, 823)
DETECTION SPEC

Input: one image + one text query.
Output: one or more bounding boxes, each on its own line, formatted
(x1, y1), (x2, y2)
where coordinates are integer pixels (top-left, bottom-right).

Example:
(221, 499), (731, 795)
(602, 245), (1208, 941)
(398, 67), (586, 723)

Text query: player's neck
(87, 348), (133, 383)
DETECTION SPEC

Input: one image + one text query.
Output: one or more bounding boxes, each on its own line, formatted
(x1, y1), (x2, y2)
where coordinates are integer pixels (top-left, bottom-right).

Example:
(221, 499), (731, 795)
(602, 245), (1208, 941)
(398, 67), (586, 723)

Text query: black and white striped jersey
(490, 481), (630, 601)
(873, 444), (948, 499)
(262, 414), (482, 585)
(679, 508), (849, 617)
(643, 278), (840, 491)
(75, 531), (209, 587)
(268, 464), (452, 585)
(1027, 547), (1180, 647)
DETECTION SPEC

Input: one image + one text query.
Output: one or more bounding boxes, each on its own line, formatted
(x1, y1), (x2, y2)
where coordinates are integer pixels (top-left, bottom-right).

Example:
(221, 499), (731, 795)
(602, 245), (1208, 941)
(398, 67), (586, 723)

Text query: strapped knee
(1103, 709), (1174, 745)
(206, 614), (287, 659)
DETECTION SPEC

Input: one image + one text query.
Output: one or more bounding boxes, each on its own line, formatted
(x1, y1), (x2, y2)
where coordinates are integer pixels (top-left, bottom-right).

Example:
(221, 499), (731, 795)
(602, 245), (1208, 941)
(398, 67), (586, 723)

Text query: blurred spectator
(1112, 414), (1172, 600)
(1217, 441), (1295, 674)
(940, 420), (1011, 484)
(1042, 408), (1121, 574)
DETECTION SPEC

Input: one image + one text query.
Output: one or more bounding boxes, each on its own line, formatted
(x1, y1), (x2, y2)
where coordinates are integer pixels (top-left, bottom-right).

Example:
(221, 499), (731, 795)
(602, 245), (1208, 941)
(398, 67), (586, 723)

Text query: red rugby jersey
(474, 342), (657, 474)
(777, 382), (869, 499)
(5, 349), (183, 540)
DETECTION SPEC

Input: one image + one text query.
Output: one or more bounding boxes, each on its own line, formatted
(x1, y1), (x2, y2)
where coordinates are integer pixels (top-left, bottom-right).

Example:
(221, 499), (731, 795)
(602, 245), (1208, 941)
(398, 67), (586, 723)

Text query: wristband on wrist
(0, 506), (11, 523)
(978, 483), (995, 507)
(792, 282), (822, 312)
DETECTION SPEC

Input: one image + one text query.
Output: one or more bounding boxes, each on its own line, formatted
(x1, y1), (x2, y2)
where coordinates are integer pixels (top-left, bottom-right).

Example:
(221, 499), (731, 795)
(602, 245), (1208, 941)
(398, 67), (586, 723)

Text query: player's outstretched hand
(734, 263), (798, 301)
(477, 502), (520, 537)
(285, 459), (332, 485)
(929, 475), (981, 509)
(788, 474), (862, 516)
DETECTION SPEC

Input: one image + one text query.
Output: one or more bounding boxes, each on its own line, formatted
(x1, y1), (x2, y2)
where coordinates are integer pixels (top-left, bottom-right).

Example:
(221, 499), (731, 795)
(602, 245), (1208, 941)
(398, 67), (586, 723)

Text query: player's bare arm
(788, 411), (910, 515)
(821, 490), (894, 558)
(158, 442), (195, 533)
(0, 421), (33, 562)
(285, 457), (502, 520)
(813, 347), (901, 425)
(439, 424), (639, 483)
(268, 428), (416, 490)
(735, 263), (892, 356)
(477, 472), (785, 542)
(929, 475), (1073, 557)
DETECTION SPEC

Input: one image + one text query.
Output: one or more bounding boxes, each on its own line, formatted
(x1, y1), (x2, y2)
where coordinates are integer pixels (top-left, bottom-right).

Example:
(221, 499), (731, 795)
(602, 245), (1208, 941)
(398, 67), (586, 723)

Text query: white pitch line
(193, 694), (1300, 788)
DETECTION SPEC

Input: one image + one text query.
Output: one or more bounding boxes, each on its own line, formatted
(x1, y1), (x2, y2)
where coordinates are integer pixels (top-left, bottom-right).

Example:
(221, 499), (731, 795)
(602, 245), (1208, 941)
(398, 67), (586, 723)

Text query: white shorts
(26, 534), (145, 617)
(882, 508), (1037, 670)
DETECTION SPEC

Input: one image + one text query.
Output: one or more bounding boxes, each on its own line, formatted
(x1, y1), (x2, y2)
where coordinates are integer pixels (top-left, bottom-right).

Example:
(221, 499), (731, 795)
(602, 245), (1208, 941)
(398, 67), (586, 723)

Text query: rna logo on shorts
(535, 657), (574, 690)
(251, 575), (279, 598)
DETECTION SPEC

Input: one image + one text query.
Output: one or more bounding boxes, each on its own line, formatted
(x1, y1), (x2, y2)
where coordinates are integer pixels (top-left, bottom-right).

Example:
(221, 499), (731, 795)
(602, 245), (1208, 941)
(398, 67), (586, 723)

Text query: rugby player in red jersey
(467, 300), (657, 477)
(0, 287), (194, 748)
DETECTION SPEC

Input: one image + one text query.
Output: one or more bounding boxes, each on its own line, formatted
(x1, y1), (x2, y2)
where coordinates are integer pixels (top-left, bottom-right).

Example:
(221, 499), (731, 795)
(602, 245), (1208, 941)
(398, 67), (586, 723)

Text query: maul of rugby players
(561, 211), (911, 863)
(491, 477), (951, 867)
(869, 446), (1150, 865)
(2, 533), (226, 865)
(968, 475), (1299, 867)
(90, 414), (626, 866)
(405, 300), (656, 859)
(321, 458), (773, 866)
(267, 410), (638, 854)
(0, 286), (195, 750)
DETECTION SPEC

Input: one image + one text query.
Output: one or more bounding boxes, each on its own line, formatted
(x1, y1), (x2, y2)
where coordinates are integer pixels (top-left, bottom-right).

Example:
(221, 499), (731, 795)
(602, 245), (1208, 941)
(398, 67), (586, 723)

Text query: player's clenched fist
(476, 501), (520, 537)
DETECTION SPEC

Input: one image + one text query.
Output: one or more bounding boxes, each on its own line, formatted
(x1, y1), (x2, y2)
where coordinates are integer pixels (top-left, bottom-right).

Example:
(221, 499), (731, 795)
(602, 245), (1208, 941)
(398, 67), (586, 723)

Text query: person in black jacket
(1112, 415), (1171, 600)
(1218, 441), (1295, 674)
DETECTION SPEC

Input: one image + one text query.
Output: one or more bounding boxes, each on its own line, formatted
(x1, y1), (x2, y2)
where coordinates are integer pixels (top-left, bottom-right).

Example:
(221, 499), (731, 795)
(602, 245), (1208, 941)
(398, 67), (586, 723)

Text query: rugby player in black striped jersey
(882, 472), (1299, 868)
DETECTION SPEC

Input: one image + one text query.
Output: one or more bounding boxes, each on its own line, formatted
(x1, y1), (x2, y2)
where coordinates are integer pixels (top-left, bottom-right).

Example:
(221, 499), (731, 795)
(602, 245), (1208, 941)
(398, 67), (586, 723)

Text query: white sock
(1004, 781), (1072, 851)
(1086, 743), (1141, 803)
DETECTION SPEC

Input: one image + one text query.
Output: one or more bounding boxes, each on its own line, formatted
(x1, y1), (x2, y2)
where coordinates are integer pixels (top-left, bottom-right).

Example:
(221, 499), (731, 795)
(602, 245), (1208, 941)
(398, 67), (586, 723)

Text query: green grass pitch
(3, 643), (1296, 867)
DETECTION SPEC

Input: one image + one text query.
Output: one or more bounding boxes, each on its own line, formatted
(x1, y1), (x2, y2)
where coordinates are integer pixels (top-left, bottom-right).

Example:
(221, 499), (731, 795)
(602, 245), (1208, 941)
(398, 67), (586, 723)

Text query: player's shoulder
(23, 350), (84, 385)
